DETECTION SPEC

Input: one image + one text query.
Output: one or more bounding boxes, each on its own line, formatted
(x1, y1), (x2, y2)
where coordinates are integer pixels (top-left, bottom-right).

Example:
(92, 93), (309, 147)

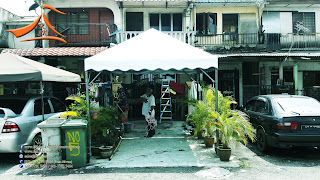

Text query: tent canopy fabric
(85, 29), (218, 74)
(0, 53), (81, 82)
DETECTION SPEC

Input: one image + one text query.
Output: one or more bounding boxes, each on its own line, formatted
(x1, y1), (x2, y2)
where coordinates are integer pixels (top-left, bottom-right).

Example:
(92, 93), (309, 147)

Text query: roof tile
(1, 47), (108, 57)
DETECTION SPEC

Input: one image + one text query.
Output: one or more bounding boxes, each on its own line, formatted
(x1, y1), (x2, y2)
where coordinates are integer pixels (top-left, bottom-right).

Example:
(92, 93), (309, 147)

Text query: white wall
(8, 25), (36, 49)
(0, 8), (20, 47)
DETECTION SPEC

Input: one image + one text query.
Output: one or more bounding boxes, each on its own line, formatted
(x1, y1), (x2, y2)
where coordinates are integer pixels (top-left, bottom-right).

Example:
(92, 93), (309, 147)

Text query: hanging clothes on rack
(188, 81), (202, 114)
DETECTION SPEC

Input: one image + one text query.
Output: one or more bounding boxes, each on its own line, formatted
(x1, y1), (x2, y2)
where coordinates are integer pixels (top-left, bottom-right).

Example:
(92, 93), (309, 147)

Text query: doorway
(223, 14), (238, 42)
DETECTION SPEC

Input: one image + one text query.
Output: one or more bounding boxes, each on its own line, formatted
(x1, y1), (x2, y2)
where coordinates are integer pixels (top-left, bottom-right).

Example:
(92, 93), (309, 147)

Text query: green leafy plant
(90, 107), (121, 146)
(66, 95), (120, 146)
(207, 89), (256, 149)
(187, 87), (216, 138)
(65, 94), (101, 118)
(187, 99), (209, 138)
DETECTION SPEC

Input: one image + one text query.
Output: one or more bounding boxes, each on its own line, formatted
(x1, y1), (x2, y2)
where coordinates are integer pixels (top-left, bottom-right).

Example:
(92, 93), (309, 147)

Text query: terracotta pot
(215, 144), (223, 154)
(91, 112), (98, 119)
(204, 136), (214, 147)
(217, 146), (232, 161)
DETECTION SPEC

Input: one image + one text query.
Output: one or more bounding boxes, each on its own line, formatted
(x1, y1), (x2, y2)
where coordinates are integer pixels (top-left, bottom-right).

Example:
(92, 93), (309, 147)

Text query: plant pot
(197, 130), (205, 139)
(215, 144), (223, 154)
(217, 146), (231, 161)
(124, 122), (132, 133)
(99, 146), (113, 159)
(91, 112), (98, 120)
(204, 136), (214, 147)
(91, 146), (100, 156)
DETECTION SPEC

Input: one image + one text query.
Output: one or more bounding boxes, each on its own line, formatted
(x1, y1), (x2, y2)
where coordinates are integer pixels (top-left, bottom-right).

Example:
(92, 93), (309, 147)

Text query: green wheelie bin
(61, 119), (88, 168)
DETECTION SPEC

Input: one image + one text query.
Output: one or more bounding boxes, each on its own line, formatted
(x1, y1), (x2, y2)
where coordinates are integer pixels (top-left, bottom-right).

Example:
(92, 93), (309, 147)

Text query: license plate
(301, 125), (320, 130)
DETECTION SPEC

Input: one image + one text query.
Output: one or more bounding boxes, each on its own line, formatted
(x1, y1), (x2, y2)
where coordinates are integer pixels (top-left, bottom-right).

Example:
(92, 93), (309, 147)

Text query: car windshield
(273, 97), (320, 115)
(0, 99), (28, 114)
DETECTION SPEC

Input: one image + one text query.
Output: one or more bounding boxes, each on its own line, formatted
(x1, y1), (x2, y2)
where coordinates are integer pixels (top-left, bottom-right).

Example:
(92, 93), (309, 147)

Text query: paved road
(2, 143), (320, 179)
(0, 153), (19, 174)
(1, 124), (320, 180)
(229, 142), (320, 180)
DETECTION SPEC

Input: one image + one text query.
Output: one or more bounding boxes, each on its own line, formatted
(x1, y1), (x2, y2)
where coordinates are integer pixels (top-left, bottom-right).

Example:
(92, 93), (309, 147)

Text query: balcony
(195, 33), (320, 53)
(52, 23), (117, 47)
(116, 31), (195, 45)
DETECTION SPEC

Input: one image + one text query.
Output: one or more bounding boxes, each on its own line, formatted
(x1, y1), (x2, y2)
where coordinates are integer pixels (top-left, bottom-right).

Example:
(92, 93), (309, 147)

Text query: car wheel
(257, 129), (268, 152)
(32, 134), (43, 158)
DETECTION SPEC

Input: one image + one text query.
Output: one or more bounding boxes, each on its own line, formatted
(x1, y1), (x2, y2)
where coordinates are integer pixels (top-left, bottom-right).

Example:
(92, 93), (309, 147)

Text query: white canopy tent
(0, 53), (81, 82)
(84, 29), (219, 157)
(85, 29), (218, 74)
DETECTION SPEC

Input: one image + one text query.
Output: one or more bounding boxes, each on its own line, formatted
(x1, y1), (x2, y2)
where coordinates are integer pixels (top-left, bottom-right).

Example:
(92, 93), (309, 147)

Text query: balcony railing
(195, 33), (320, 52)
(117, 31), (195, 45)
(53, 23), (117, 47)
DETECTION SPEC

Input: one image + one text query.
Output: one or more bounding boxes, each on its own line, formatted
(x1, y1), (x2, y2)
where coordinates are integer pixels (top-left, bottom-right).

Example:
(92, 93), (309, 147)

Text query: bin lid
(38, 118), (66, 128)
(61, 119), (88, 129)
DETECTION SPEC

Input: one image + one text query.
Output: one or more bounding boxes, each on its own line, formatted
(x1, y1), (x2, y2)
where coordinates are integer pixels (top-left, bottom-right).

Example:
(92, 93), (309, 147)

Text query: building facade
(1, 0), (320, 106)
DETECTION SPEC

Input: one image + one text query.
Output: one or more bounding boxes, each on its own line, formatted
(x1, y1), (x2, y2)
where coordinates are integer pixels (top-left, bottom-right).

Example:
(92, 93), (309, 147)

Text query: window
(78, 13), (89, 34)
(255, 100), (269, 114)
(126, 12), (144, 31)
(244, 100), (255, 111)
(150, 14), (159, 30)
(149, 13), (182, 31)
(55, 12), (89, 35)
(196, 13), (217, 35)
(34, 99), (51, 116)
(292, 12), (315, 33)
(50, 98), (66, 113)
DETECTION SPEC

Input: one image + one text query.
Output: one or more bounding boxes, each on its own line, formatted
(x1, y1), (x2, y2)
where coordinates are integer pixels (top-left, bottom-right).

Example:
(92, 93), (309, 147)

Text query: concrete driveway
(88, 121), (238, 168)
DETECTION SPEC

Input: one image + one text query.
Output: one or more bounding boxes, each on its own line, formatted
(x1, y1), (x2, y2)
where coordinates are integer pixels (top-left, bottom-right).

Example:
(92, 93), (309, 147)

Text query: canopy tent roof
(85, 29), (218, 74)
(0, 53), (81, 82)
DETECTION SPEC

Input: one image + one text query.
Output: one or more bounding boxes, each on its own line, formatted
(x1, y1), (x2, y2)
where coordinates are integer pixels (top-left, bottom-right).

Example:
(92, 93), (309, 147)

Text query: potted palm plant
(187, 99), (208, 139)
(203, 118), (216, 147)
(208, 90), (256, 161)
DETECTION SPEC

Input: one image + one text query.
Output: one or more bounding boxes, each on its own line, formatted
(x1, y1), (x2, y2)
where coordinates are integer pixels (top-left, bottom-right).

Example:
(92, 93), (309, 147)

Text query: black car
(242, 95), (320, 152)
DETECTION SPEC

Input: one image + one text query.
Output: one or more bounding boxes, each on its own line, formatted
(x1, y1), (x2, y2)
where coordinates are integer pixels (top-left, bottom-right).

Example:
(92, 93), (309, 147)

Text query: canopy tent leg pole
(85, 70), (92, 159)
(215, 69), (220, 149)
(40, 81), (45, 122)
(197, 72), (199, 100)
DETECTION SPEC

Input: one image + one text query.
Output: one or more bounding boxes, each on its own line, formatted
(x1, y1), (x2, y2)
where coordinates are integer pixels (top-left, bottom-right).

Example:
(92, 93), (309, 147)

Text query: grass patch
(29, 155), (45, 168)
(239, 160), (250, 169)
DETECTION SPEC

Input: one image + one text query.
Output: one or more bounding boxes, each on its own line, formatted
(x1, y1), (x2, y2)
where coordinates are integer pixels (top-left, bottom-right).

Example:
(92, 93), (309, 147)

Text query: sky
(0, 0), (40, 16)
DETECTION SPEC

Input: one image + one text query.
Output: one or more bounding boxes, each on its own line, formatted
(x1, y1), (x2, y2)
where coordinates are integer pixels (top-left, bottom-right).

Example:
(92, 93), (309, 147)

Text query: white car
(0, 96), (66, 154)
